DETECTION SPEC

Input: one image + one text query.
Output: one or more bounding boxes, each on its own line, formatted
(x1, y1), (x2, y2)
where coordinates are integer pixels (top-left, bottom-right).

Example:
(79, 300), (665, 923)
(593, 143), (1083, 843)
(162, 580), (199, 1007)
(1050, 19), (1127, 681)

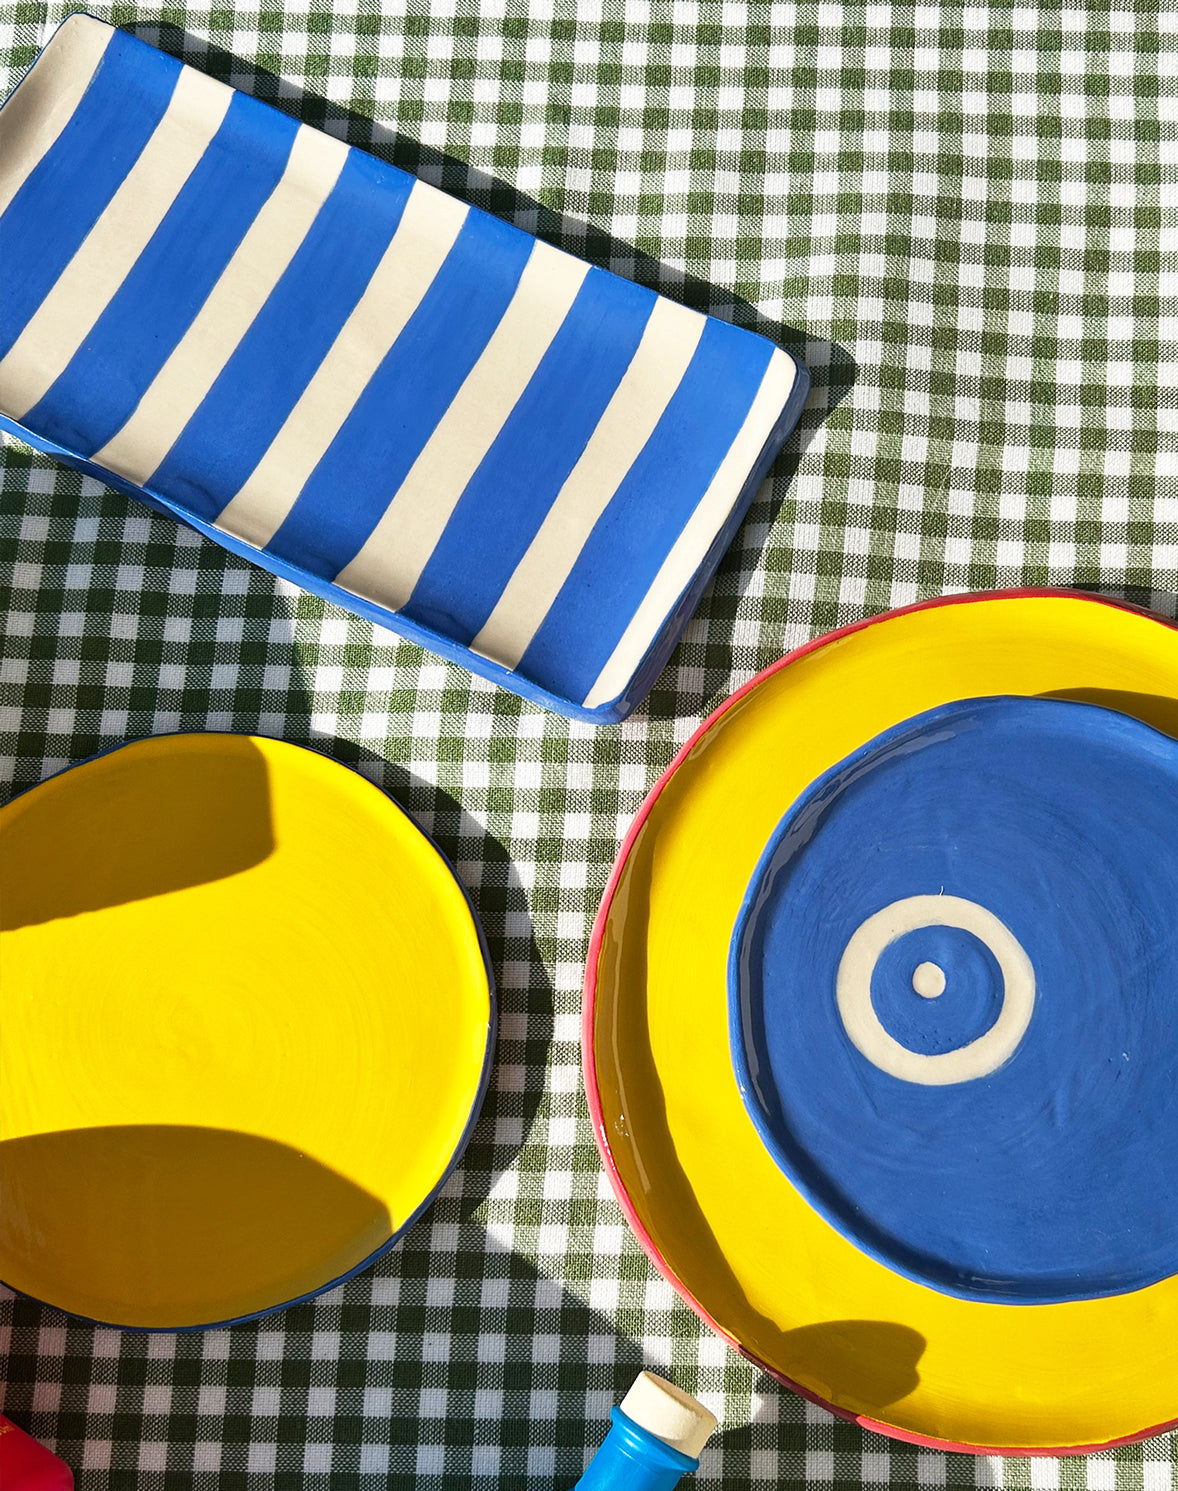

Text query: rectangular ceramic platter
(0, 16), (809, 722)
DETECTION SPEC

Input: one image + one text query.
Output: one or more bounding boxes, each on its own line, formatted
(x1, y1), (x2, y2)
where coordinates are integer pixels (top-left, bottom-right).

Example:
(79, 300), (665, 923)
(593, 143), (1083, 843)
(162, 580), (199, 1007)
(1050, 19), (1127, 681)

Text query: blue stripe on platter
(150, 152), (415, 519)
(0, 28), (178, 358)
(23, 89), (300, 455)
(0, 15), (809, 722)
(729, 695), (1178, 1304)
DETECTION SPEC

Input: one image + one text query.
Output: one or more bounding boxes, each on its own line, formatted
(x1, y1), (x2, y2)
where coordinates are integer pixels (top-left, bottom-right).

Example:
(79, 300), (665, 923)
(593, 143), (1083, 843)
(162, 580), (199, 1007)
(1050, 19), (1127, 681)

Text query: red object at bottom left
(0, 1415), (74, 1489)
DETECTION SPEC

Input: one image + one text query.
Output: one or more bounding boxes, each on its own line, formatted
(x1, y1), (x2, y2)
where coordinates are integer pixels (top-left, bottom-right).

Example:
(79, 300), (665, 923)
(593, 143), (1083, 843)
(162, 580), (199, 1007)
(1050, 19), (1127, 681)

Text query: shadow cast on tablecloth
(1065, 580), (1178, 622)
(125, 23), (854, 376)
(302, 734), (555, 1216)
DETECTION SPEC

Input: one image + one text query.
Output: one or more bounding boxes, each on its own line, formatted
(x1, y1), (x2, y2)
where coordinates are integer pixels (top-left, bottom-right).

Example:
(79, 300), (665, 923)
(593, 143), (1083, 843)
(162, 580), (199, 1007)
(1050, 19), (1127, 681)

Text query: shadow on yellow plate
(0, 737), (275, 931)
(601, 829), (928, 1409)
(1040, 687), (1178, 739)
(0, 1125), (391, 1330)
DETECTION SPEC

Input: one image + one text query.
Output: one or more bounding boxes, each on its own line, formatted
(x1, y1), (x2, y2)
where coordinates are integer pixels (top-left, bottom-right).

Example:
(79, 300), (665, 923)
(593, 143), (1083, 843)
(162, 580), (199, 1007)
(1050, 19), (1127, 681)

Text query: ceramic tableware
(0, 734), (495, 1329)
(0, 15), (808, 724)
(730, 694), (1178, 1305)
(583, 589), (1178, 1453)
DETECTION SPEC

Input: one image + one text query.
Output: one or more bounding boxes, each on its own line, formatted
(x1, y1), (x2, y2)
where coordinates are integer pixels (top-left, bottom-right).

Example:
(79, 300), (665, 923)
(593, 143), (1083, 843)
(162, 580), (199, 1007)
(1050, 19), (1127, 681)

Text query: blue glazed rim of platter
(727, 694), (1178, 1305)
(0, 732), (498, 1332)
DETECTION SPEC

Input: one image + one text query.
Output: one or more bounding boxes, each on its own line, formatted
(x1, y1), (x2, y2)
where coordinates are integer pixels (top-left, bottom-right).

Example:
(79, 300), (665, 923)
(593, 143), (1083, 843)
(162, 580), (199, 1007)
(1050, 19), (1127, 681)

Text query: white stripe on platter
(470, 296), (706, 672)
(334, 238), (590, 612)
(93, 124), (350, 485)
(581, 348), (798, 709)
(0, 15), (113, 221)
(213, 180), (470, 552)
(0, 65), (234, 421)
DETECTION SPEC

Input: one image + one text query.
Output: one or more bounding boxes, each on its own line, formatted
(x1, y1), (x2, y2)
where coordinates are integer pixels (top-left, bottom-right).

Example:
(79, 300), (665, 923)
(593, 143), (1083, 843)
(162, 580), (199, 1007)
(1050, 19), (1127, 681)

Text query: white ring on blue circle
(836, 894), (1036, 1085)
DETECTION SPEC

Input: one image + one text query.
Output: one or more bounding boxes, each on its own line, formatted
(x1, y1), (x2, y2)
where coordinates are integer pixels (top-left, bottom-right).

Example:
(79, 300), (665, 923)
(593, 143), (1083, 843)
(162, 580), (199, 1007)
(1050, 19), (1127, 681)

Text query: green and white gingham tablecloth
(1, 0), (1177, 1485)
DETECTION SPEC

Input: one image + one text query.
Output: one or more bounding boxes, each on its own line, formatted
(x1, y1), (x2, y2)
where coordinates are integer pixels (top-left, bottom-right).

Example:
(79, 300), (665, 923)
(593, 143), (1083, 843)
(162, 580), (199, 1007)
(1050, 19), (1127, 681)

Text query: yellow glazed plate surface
(584, 592), (1178, 1453)
(0, 734), (494, 1329)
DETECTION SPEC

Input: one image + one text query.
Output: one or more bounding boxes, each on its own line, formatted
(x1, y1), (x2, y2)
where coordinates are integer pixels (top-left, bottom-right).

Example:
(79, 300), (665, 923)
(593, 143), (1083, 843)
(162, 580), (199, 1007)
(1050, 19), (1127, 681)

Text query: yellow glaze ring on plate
(1, 734), (494, 1329)
(584, 591), (1178, 1454)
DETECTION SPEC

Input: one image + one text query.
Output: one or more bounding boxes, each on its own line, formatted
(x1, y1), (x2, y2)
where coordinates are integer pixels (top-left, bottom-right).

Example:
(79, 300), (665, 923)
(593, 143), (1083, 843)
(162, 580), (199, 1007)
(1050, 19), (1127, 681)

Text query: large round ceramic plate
(729, 695), (1178, 1307)
(0, 734), (495, 1329)
(583, 590), (1178, 1454)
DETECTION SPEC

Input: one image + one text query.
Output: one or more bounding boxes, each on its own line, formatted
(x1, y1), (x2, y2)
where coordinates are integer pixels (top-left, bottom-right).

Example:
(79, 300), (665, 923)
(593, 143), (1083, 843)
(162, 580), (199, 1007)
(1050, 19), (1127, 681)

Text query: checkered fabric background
(2, 0), (1177, 1485)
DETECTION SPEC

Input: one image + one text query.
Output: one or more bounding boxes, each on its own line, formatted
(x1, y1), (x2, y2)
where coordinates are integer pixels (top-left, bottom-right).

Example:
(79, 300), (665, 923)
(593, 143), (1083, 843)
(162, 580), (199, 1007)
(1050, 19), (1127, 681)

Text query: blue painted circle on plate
(728, 696), (1178, 1303)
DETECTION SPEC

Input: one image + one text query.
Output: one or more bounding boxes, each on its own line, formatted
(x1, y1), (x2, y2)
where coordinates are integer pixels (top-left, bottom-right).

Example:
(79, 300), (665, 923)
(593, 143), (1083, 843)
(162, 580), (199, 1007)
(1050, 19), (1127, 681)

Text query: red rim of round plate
(581, 587), (1178, 1457)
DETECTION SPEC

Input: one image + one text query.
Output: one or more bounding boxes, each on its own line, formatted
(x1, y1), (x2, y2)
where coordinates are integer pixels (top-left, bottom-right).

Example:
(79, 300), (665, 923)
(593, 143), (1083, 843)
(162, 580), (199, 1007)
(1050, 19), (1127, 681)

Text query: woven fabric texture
(1, 0), (1176, 1486)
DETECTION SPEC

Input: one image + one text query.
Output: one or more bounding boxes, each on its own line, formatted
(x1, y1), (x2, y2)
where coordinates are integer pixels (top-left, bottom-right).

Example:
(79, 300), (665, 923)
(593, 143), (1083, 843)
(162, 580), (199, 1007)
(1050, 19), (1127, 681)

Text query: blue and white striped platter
(0, 16), (809, 722)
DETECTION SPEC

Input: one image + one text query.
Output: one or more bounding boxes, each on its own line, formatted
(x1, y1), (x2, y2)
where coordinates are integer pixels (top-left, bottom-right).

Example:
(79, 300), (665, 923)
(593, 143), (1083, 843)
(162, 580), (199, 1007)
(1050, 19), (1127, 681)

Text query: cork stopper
(619, 1371), (718, 1459)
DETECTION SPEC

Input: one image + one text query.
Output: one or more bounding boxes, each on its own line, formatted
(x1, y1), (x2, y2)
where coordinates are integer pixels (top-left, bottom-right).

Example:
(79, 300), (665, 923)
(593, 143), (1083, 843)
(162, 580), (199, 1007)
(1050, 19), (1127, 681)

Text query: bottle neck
(573, 1407), (700, 1491)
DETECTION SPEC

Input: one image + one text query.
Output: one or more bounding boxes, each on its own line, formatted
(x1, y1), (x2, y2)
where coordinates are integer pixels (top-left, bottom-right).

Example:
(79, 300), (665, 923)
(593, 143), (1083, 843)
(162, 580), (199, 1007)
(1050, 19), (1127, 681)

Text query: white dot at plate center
(912, 961), (946, 998)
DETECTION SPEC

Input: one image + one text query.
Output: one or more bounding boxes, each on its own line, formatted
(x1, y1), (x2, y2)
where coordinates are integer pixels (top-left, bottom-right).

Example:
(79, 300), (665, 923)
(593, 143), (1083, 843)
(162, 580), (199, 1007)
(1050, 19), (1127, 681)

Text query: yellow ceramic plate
(584, 591), (1178, 1454)
(0, 734), (494, 1329)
